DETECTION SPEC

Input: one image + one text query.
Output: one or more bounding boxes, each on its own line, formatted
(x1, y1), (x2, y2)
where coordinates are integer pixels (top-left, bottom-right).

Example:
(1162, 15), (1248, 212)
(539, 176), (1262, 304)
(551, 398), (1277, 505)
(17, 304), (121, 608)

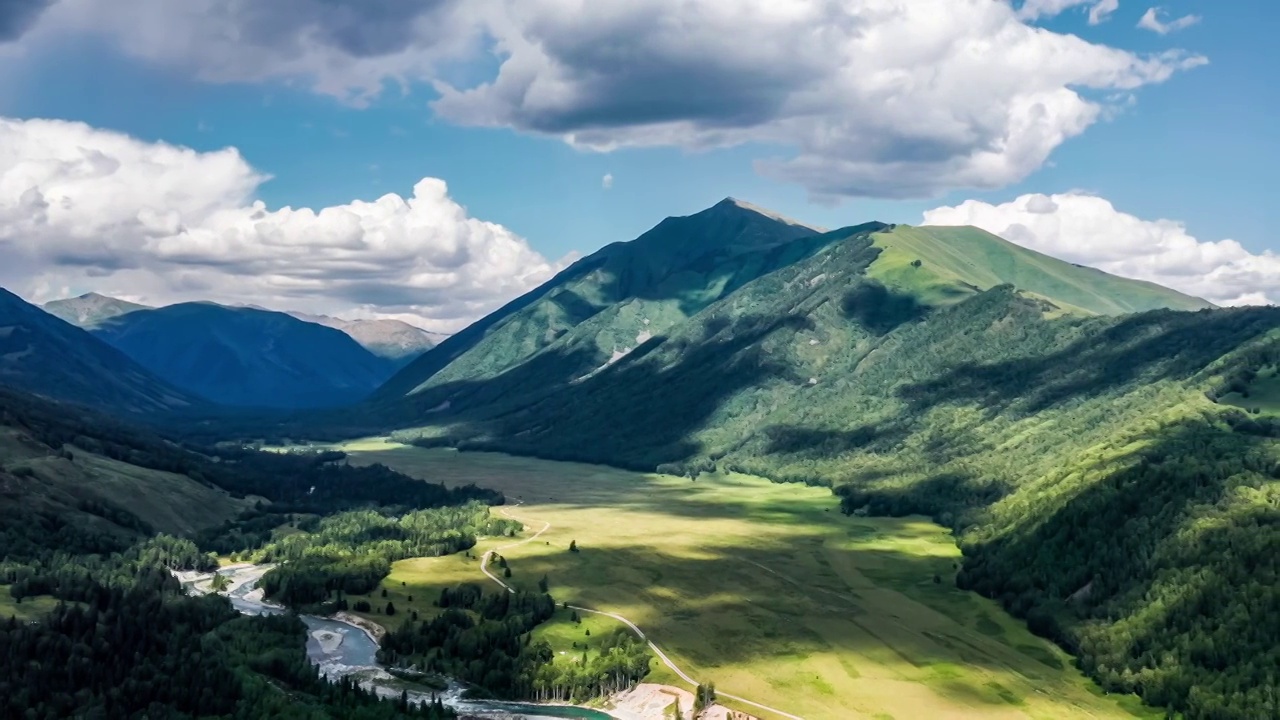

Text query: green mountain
(0, 287), (205, 414)
(91, 303), (399, 408)
(373, 198), (842, 410)
(369, 203), (1275, 719)
(42, 292), (151, 329)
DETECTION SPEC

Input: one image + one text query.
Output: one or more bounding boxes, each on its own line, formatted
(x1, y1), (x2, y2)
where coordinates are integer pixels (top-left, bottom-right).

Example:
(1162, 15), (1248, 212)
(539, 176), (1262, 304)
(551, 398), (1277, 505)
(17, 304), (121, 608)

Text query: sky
(0, 0), (1276, 331)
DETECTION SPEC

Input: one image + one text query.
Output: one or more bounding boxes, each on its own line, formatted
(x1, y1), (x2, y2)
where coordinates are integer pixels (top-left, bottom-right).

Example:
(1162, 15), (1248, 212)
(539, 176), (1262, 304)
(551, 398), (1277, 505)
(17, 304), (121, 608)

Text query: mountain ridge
(91, 302), (398, 408)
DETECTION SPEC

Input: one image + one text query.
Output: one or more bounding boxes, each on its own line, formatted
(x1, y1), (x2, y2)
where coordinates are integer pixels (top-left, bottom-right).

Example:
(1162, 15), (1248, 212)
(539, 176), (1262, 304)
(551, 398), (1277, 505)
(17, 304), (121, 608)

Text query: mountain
(372, 201), (1209, 420)
(367, 201), (1275, 718)
(90, 303), (399, 408)
(42, 292), (151, 328)
(288, 311), (445, 365)
(373, 197), (834, 405)
(0, 287), (205, 413)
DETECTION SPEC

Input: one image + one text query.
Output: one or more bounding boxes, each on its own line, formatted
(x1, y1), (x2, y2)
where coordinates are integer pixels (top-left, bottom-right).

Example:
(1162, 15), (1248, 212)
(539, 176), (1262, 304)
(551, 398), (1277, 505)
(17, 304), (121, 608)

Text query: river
(180, 564), (614, 720)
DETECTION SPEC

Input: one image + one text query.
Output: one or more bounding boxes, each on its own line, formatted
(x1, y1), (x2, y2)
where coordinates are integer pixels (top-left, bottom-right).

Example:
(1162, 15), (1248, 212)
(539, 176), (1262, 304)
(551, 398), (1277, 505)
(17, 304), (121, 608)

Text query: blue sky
(0, 0), (1275, 326)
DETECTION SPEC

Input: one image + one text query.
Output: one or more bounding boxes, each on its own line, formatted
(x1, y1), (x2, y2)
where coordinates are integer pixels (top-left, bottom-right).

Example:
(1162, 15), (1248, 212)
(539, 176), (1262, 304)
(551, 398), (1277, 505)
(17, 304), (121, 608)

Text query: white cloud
(0, 116), (568, 331)
(14, 0), (1205, 200)
(1137, 7), (1201, 35)
(922, 192), (1277, 307)
(1017, 0), (1118, 24)
(1088, 0), (1120, 25)
(601, 173), (614, 190)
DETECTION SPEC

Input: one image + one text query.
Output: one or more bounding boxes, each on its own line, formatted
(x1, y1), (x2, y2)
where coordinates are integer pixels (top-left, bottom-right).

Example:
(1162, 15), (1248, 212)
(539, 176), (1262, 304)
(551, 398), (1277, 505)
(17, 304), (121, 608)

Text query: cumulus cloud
(0, 117), (567, 331)
(922, 192), (1277, 306)
(17, 0), (1205, 199)
(1137, 7), (1201, 35)
(601, 173), (614, 190)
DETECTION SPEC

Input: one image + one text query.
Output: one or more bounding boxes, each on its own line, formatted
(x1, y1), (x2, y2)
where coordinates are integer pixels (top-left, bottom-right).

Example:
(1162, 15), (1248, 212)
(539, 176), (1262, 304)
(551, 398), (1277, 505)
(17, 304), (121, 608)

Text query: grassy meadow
(331, 440), (1157, 720)
(0, 587), (60, 623)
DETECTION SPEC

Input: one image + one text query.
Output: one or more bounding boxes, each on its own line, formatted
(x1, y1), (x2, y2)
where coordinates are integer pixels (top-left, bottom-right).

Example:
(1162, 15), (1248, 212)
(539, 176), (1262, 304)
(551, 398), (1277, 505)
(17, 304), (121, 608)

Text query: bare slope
(43, 292), (151, 328)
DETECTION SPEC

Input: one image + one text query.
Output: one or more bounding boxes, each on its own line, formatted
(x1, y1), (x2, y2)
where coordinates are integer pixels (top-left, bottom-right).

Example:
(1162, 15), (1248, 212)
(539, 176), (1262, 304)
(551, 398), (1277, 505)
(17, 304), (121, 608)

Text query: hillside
(0, 389), (249, 540)
(373, 198), (831, 406)
(0, 288), (205, 414)
(91, 303), (398, 408)
(43, 292), (151, 328)
(868, 225), (1213, 315)
(369, 208), (1277, 719)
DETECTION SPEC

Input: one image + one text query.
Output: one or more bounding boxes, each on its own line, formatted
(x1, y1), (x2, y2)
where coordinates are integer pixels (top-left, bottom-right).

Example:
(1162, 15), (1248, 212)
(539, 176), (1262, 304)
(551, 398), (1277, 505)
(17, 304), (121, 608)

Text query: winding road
(480, 505), (805, 720)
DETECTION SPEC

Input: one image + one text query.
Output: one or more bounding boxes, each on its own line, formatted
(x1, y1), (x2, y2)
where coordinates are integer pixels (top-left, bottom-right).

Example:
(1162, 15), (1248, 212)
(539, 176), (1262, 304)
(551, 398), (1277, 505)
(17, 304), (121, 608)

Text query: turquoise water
(457, 701), (614, 719)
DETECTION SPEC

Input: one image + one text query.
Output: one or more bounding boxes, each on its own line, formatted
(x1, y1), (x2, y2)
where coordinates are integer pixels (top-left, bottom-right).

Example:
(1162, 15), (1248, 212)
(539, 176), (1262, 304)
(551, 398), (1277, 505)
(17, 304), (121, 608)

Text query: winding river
(186, 565), (613, 720)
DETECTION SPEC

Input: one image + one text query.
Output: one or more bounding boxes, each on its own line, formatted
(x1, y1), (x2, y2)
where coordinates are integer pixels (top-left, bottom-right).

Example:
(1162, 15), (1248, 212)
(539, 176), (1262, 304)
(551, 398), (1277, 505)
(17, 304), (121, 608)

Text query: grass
(869, 225), (1210, 316)
(331, 441), (1161, 720)
(0, 586), (60, 623)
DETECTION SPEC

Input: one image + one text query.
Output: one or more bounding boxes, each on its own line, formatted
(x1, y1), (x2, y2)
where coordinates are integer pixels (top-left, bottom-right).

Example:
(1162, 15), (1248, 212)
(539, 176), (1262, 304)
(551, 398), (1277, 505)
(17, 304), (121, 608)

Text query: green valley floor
(331, 440), (1159, 720)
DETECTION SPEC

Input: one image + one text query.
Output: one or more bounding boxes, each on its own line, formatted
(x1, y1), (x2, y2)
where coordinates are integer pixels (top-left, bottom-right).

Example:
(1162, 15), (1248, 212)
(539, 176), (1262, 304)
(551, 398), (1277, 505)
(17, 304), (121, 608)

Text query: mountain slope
(0, 388), (250, 539)
(288, 311), (444, 365)
(92, 303), (398, 408)
(373, 209), (1275, 719)
(374, 198), (836, 406)
(869, 225), (1213, 314)
(0, 288), (205, 414)
(43, 292), (151, 328)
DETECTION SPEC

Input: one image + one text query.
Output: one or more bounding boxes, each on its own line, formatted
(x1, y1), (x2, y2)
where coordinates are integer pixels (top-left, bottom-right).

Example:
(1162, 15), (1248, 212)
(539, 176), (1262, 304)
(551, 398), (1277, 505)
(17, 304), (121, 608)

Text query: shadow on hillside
(374, 311), (821, 471)
(898, 307), (1280, 416)
(839, 281), (931, 336)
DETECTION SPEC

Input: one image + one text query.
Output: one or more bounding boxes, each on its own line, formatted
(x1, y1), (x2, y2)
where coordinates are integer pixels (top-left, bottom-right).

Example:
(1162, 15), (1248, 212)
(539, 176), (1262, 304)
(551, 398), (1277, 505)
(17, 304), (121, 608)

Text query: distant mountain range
(0, 288), (205, 413)
(84, 302), (400, 408)
(43, 292), (152, 329)
(284, 311), (446, 365)
(33, 293), (450, 408)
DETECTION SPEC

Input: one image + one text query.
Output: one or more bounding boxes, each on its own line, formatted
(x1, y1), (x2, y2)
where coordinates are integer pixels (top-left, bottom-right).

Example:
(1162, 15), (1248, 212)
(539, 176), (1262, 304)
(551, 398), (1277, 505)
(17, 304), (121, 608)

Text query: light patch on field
(0, 587), (59, 623)
(333, 442), (1157, 720)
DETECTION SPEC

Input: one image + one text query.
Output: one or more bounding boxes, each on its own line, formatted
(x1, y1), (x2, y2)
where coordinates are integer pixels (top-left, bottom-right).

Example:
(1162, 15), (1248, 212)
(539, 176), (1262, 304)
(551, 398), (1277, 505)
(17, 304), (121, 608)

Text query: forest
(252, 503), (520, 607)
(0, 532), (453, 719)
(0, 389), (474, 718)
(380, 586), (651, 701)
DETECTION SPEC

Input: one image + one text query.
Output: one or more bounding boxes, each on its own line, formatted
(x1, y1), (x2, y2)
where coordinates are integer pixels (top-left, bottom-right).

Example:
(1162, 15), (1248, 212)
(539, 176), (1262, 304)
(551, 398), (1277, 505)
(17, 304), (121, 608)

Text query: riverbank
(180, 563), (630, 720)
(332, 610), (387, 643)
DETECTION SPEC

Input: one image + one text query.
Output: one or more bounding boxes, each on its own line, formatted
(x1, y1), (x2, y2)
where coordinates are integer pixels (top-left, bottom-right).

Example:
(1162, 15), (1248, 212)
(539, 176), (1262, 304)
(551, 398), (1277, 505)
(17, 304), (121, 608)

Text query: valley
(331, 441), (1156, 720)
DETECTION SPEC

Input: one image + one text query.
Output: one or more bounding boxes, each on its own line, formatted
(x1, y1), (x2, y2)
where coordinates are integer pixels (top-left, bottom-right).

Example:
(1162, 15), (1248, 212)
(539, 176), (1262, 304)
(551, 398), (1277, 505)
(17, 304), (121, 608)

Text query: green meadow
(335, 441), (1157, 720)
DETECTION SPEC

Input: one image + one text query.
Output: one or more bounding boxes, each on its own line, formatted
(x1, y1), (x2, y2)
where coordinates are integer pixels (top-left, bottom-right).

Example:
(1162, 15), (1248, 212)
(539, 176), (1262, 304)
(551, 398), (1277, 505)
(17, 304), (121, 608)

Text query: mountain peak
(710, 197), (827, 232)
(43, 292), (151, 328)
